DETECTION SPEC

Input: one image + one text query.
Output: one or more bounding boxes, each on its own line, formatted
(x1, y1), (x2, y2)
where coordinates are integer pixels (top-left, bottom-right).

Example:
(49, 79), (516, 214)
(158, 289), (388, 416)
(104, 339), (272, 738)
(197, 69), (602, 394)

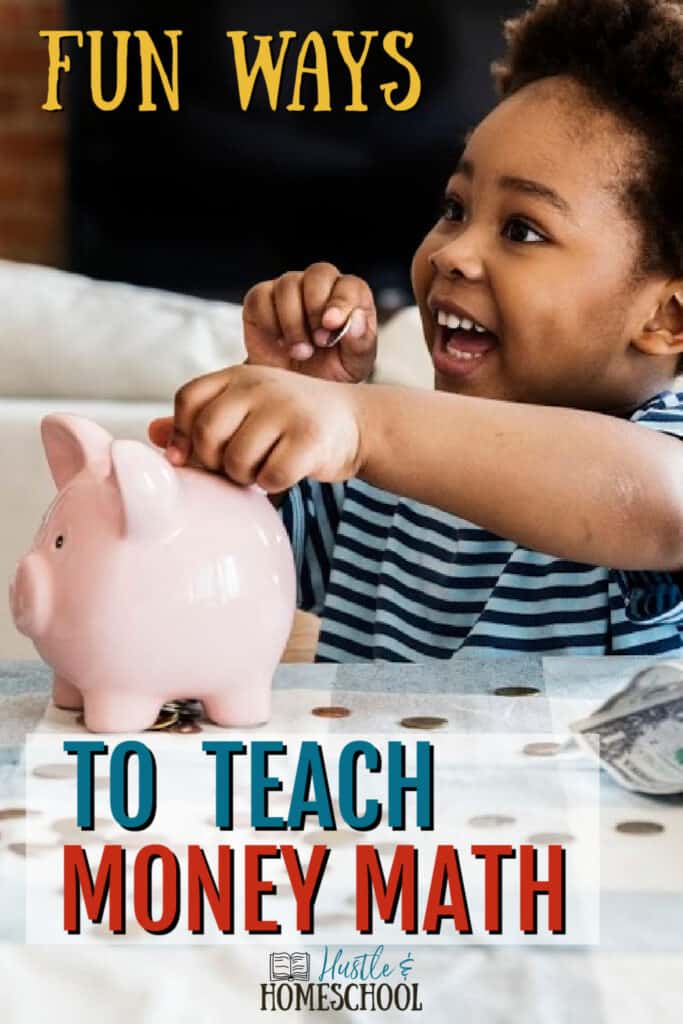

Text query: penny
(8, 842), (56, 857)
(311, 706), (351, 719)
(0, 808), (40, 820)
(33, 763), (78, 780)
(468, 814), (516, 828)
(399, 716), (448, 730)
(523, 742), (564, 757)
(528, 832), (575, 845)
(171, 721), (203, 734)
(493, 686), (540, 697)
(616, 820), (664, 836)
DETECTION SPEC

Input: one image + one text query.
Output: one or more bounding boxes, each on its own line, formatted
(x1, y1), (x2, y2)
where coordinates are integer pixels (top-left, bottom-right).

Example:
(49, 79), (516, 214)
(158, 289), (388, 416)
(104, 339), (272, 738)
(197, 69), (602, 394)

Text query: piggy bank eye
(55, 535), (64, 549)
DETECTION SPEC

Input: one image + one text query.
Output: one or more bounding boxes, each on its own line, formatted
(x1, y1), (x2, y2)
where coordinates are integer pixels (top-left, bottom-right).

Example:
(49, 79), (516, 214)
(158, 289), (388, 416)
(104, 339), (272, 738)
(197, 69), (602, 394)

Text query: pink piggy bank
(9, 414), (296, 732)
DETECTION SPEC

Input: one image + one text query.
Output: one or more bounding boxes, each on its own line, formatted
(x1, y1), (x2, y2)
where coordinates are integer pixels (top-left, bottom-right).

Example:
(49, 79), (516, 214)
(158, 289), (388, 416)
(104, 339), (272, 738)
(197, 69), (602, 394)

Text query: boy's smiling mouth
(429, 300), (499, 379)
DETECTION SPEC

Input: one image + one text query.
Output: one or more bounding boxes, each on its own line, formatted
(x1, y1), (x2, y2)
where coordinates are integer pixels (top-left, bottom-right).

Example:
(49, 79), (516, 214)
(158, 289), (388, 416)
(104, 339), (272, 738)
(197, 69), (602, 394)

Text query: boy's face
(411, 75), (672, 410)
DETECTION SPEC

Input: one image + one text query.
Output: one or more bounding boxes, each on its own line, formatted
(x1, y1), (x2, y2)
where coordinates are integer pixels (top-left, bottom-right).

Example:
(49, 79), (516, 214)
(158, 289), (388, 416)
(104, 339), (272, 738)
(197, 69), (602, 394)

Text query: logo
(269, 952), (310, 983)
(261, 947), (423, 1012)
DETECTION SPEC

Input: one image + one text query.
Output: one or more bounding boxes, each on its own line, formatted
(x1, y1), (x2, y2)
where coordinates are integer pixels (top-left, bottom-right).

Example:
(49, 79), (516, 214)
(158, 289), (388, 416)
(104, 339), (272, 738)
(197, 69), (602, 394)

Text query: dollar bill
(570, 661), (683, 795)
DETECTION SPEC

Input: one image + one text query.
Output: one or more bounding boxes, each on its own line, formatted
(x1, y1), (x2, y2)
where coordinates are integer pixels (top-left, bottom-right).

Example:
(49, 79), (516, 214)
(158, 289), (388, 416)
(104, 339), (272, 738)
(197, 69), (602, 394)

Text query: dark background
(66, 2), (522, 305)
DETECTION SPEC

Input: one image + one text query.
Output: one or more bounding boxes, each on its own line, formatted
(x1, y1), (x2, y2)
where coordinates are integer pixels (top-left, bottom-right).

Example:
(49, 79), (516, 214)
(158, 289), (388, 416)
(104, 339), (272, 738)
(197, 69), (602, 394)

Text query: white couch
(0, 260), (431, 659)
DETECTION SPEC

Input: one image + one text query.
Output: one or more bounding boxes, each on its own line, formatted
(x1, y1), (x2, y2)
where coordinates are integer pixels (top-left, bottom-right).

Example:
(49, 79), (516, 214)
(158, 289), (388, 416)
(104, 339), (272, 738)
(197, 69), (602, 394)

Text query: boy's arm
(355, 384), (683, 571)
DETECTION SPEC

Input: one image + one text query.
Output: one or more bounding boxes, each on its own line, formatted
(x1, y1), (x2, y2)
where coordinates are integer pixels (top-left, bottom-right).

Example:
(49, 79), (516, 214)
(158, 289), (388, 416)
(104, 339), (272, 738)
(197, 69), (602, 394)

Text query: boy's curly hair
(491, 0), (683, 290)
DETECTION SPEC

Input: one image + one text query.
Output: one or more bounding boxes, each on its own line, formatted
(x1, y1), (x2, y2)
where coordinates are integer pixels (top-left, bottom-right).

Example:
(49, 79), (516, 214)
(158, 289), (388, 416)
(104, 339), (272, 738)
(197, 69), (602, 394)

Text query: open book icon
(269, 952), (311, 982)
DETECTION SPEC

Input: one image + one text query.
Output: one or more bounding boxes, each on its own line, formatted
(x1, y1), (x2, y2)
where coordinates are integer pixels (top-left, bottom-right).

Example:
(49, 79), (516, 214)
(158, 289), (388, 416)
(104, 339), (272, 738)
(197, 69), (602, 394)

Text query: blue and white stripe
(281, 391), (683, 662)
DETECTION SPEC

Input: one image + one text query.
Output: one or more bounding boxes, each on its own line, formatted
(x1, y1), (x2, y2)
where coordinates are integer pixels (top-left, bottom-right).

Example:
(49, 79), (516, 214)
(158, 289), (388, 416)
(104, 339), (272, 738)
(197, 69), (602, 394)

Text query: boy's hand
(242, 262), (377, 383)
(147, 364), (364, 492)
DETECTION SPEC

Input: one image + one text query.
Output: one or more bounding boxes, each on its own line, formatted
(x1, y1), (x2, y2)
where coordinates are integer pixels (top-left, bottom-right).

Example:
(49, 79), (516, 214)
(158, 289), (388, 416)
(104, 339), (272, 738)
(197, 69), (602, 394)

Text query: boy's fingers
(301, 262), (342, 340)
(242, 283), (291, 369)
(256, 434), (313, 495)
(189, 385), (252, 471)
(320, 275), (375, 335)
(221, 414), (283, 486)
(148, 416), (173, 448)
(172, 369), (233, 462)
(337, 307), (379, 381)
(273, 271), (313, 350)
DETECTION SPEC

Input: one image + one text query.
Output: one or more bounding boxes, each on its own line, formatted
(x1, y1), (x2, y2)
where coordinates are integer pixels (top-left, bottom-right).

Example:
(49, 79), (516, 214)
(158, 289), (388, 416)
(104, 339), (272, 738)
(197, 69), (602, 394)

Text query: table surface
(1, 653), (681, 1023)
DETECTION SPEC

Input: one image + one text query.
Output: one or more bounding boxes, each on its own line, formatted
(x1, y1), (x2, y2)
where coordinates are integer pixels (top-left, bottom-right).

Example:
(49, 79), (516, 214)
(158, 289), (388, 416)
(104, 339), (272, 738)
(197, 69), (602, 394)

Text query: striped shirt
(281, 390), (683, 662)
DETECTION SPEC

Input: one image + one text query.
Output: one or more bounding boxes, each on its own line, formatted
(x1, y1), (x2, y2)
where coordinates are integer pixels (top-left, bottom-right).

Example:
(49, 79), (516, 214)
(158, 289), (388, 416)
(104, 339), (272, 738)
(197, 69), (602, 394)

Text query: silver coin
(527, 832), (575, 845)
(616, 820), (664, 836)
(493, 686), (540, 697)
(468, 814), (516, 828)
(523, 741), (564, 757)
(33, 763), (78, 780)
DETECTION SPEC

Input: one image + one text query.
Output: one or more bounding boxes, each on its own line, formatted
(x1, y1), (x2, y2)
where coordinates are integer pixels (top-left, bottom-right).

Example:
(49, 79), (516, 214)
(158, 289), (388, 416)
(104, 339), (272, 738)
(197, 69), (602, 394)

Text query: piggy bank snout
(9, 553), (52, 638)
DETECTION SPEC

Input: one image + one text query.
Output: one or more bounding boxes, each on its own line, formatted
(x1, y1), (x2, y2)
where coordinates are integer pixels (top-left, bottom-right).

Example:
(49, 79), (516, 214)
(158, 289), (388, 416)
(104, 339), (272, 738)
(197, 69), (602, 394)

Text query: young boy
(150, 0), (683, 662)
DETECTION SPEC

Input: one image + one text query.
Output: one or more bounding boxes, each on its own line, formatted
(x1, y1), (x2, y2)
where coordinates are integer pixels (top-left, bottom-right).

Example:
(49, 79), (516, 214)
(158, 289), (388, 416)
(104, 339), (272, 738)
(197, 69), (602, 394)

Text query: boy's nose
(429, 235), (485, 281)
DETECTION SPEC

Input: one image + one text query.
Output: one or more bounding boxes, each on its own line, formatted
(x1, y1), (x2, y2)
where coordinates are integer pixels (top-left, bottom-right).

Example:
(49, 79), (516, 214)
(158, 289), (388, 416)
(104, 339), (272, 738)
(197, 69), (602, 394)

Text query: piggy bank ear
(110, 440), (180, 539)
(41, 414), (113, 488)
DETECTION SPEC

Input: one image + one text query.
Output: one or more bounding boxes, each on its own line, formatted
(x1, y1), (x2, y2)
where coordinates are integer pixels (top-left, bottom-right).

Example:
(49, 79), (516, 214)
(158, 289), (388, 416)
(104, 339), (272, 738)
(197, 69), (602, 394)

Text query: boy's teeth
(436, 309), (488, 333)
(445, 343), (484, 360)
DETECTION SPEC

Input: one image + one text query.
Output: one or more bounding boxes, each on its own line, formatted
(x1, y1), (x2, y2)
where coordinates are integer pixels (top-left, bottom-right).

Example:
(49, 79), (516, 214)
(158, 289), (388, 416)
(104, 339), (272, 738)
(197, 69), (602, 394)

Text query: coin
(51, 817), (113, 840)
(615, 820), (664, 835)
(528, 832), (575, 845)
(165, 699), (203, 721)
(32, 763), (78, 780)
(400, 716), (448, 730)
(312, 706), (351, 719)
(493, 686), (540, 697)
(8, 842), (56, 857)
(523, 741), (563, 757)
(147, 709), (179, 731)
(468, 814), (516, 828)
(172, 721), (203, 734)
(0, 808), (40, 820)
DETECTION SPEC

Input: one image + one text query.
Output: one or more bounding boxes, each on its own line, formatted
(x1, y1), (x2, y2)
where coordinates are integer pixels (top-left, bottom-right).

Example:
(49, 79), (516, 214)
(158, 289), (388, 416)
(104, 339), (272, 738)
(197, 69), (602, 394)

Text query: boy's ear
(632, 283), (683, 357)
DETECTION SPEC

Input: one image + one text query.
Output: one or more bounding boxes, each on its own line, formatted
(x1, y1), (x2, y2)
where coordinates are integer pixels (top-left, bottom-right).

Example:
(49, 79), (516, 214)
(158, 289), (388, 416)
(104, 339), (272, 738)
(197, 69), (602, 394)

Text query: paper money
(570, 660), (683, 795)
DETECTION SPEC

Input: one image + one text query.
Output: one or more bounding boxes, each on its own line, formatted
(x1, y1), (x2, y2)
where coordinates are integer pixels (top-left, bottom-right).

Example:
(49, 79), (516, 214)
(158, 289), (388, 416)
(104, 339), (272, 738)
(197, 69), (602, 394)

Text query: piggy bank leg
(203, 683), (272, 728)
(52, 674), (83, 711)
(83, 691), (162, 734)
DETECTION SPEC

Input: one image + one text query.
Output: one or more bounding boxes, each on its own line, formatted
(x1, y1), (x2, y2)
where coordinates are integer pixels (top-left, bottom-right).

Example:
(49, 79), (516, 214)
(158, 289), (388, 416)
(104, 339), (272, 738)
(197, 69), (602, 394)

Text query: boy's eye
(441, 196), (464, 222)
(503, 218), (546, 244)
(440, 195), (547, 244)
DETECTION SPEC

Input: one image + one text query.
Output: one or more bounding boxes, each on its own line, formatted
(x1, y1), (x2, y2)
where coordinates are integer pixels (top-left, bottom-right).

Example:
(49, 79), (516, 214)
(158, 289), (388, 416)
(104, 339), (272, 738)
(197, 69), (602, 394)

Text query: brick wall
(0, 0), (65, 266)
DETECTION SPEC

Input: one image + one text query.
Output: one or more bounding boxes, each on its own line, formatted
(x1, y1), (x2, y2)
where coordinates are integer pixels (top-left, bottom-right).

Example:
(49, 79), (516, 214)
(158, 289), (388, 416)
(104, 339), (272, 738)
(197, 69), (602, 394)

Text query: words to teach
(40, 30), (422, 113)
(63, 739), (435, 831)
